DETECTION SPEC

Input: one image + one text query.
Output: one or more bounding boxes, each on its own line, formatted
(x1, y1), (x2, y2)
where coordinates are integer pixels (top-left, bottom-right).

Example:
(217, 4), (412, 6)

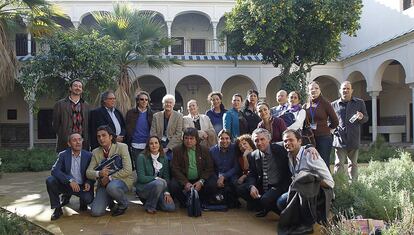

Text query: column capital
(211, 21), (218, 28)
(166, 21), (173, 27)
(369, 91), (380, 98)
(407, 82), (414, 89)
(72, 21), (80, 29)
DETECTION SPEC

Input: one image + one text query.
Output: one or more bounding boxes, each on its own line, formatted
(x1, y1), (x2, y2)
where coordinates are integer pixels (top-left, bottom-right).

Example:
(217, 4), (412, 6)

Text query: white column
(369, 91), (380, 142)
(27, 33), (32, 56)
(72, 21), (80, 29)
(28, 104), (34, 149)
(166, 21), (172, 55)
(212, 21), (218, 54)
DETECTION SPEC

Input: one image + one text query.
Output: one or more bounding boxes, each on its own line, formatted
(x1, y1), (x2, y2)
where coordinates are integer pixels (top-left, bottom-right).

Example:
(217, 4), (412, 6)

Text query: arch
(313, 75), (340, 102)
(221, 75), (257, 108)
(265, 76), (283, 107)
(173, 11), (212, 22)
(175, 75), (212, 114)
(373, 59), (407, 90)
(138, 10), (166, 22)
(149, 87), (183, 112)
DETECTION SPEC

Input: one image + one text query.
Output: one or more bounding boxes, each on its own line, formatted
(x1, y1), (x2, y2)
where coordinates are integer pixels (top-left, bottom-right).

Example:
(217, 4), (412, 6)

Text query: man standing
(125, 91), (153, 166)
(331, 81), (368, 181)
(270, 89), (288, 117)
(150, 94), (183, 159)
(209, 130), (240, 208)
(46, 133), (94, 220)
(238, 128), (291, 217)
(89, 91), (126, 150)
(170, 127), (216, 207)
(53, 80), (90, 152)
(87, 125), (133, 217)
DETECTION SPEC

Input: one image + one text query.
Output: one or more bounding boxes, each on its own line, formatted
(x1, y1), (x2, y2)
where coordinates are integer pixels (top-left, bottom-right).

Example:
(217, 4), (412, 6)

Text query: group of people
(47, 79), (368, 232)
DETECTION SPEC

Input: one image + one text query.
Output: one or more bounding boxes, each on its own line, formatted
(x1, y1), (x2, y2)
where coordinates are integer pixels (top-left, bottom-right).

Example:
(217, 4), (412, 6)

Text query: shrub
(331, 151), (414, 232)
(0, 148), (56, 172)
(358, 135), (400, 163)
(0, 208), (52, 235)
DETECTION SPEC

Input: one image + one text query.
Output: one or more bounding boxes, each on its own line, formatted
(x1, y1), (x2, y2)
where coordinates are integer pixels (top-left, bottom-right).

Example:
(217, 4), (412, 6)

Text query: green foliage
(19, 30), (121, 102)
(0, 148), (56, 172)
(358, 135), (400, 163)
(0, 208), (52, 235)
(332, 151), (414, 222)
(224, 0), (363, 95)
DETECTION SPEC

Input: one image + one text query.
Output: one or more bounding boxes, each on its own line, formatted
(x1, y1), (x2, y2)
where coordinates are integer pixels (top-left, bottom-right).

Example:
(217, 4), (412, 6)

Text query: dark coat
(245, 143), (292, 193)
(89, 106), (126, 150)
(278, 171), (333, 233)
(171, 144), (214, 186)
(125, 108), (154, 147)
(135, 152), (170, 192)
(331, 97), (369, 149)
(51, 149), (94, 186)
(52, 97), (90, 152)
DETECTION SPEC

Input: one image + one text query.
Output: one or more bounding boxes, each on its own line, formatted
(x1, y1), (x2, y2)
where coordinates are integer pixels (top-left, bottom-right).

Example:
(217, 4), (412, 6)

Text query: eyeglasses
(139, 98), (149, 101)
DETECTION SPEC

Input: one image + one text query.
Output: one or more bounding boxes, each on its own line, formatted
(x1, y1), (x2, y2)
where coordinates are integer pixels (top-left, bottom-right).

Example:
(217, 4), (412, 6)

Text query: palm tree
(92, 3), (180, 116)
(0, 0), (64, 97)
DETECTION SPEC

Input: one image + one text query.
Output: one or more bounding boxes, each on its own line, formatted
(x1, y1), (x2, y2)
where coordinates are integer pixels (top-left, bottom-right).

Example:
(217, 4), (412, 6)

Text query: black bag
(187, 187), (202, 217)
(301, 118), (316, 146)
(279, 112), (296, 127)
(94, 154), (123, 176)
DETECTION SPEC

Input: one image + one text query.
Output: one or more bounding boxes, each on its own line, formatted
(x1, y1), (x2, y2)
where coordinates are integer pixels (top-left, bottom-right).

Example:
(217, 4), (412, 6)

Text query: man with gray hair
(237, 128), (292, 217)
(331, 81), (368, 181)
(271, 89), (288, 117)
(150, 94), (183, 159)
(89, 91), (126, 150)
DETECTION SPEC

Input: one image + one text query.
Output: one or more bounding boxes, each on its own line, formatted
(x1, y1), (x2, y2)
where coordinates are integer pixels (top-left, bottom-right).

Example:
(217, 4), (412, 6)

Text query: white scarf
(151, 153), (163, 175)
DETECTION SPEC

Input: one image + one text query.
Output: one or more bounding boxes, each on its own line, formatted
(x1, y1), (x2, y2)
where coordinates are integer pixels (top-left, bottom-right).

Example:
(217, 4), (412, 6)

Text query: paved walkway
(0, 171), (322, 235)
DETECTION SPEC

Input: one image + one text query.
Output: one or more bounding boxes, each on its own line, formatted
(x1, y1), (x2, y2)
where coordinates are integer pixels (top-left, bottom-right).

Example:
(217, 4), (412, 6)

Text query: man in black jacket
(237, 128), (292, 217)
(89, 91), (126, 150)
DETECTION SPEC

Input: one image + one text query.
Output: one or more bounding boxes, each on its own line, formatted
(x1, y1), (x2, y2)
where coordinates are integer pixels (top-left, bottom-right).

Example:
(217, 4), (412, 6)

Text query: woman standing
(223, 94), (248, 140)
(206, 92), (227, 134)
(284, 91), (306, 130)
(242, 89), (261, 134)
(303, 81), (339, 168)
(257, 102), (287, 143)
(183, 99), (217, 148)
(135, 136), (175, 214)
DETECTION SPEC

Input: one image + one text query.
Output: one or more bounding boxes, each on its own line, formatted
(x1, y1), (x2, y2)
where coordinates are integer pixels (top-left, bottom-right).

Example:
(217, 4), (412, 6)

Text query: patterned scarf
(71, 101), (83, 134)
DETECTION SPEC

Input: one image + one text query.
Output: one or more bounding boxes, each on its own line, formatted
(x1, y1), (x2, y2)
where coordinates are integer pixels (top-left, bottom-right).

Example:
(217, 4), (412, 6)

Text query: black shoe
(111, 207), (127, 217)
(255, 209), (269, 217)
(51, 207), (63, 221)
(289, 225), (314, 235)
(79, 203), (88, 211)
(61, 195), (71, 207)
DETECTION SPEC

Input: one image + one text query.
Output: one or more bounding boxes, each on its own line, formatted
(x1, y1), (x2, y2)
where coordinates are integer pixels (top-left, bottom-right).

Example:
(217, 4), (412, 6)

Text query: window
(15, 33), (36, 56)
(37, 109), (55, 139)
(7, 109), (17, 120)
(403, 0), (414, 10)
(171, 37), (184, 55)
(191, 39), (205, 55)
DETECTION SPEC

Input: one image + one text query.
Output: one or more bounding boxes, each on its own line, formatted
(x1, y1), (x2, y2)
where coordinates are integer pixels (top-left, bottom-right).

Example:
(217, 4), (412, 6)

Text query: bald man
(331, 81), (368, 181)
(271, 90), (288, 117)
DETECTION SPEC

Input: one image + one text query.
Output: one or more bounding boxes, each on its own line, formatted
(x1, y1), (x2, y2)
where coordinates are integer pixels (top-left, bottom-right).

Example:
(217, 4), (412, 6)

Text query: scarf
(288, 104), (302, 113)
(151, 153), (163, 175)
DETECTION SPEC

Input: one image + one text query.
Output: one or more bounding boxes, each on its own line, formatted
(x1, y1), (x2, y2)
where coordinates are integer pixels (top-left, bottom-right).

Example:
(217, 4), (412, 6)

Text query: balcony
(168, 38), (227, 55)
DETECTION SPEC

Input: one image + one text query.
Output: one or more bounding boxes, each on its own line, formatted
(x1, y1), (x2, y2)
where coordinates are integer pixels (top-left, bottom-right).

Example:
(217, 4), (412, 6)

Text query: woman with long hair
(206, 92), (227, 134)
(303, 81), (339, 168)
(256, 102), (287, 143)
(242, 89), (261, 134)
(135, 136), (175, 214)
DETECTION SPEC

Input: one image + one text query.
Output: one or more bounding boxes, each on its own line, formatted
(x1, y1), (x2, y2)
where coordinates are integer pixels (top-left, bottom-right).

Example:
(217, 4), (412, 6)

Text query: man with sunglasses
(125, 91), (154, 168)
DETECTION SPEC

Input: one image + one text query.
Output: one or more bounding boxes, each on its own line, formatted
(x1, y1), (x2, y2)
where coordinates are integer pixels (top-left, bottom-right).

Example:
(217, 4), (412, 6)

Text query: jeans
(138, 179), (175, 212)
(131, 148), (144, 171)
(276, 192), (289, 211)
(46, 176), (94, 209)
(315, 135), (333, 169)
(90, 179), (129, 217)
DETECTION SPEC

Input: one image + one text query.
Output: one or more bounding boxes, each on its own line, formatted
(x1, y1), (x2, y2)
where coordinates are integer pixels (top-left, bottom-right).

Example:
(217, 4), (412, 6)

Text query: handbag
(301, 117), (316, 146)
(94, 154), (123, 176)
(187, 187), (202, 217)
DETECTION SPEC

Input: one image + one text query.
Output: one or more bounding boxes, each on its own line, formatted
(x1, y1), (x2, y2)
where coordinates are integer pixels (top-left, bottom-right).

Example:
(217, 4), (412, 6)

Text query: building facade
(2, 0), (414, 147)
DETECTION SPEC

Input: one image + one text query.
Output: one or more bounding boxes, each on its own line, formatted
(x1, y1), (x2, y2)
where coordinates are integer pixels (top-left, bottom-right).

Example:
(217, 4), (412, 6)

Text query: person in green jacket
(136, 136), (175, 214)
